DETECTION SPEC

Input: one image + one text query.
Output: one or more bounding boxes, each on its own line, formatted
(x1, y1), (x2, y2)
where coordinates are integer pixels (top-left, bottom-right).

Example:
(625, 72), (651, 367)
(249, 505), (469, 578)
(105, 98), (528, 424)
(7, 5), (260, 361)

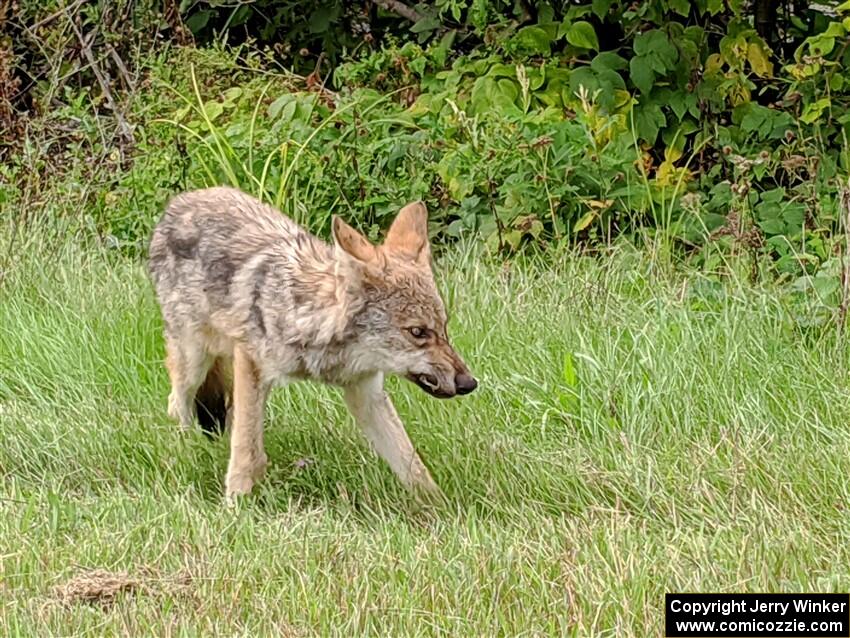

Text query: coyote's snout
(148, 186), (476, 500)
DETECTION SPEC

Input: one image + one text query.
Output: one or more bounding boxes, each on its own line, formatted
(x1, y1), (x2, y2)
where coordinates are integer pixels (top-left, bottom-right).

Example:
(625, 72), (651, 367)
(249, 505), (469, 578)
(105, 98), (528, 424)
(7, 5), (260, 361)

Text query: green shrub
(5, 0), (850, 279)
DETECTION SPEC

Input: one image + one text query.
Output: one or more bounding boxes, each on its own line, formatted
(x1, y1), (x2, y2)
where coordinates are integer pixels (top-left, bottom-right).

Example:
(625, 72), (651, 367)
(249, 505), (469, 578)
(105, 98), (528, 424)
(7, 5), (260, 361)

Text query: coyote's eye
(407, 326), (429, 339)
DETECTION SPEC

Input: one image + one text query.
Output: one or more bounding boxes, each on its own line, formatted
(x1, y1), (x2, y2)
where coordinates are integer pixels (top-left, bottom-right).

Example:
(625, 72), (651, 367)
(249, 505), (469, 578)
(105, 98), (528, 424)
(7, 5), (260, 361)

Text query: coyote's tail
(195, 357), (230, 436)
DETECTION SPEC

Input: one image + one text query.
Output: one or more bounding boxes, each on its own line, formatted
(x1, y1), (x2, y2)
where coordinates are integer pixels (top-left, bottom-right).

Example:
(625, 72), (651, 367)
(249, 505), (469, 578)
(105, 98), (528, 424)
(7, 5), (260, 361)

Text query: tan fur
(226, 344), (269, 495)
(148, 186), (477, 501)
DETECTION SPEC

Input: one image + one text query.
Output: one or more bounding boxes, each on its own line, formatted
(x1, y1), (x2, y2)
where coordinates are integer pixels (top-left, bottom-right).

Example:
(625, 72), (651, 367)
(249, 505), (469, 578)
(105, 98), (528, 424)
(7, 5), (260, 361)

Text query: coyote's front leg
(225, 344), (269, 501)
(343, 372), (440, 496)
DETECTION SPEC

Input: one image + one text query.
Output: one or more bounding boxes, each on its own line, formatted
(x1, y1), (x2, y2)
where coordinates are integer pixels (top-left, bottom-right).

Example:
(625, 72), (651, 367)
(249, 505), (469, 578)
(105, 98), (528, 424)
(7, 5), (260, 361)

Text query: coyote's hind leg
(225, 344), (269, 501)
(165, 334), (212, 431)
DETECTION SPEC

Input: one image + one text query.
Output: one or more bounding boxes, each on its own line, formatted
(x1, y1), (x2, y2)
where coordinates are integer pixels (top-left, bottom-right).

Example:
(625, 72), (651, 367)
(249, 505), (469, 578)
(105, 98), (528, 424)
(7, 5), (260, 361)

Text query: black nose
(455, 373), (478, 395)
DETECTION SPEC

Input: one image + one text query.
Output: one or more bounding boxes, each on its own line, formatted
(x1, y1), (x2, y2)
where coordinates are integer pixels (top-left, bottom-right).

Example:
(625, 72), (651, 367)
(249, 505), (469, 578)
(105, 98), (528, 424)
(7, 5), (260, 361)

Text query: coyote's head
(332, 202), (477, 398)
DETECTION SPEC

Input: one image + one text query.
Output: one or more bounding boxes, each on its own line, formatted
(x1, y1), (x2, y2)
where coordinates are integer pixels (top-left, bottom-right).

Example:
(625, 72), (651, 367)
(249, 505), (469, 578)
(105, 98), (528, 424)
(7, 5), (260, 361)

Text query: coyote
(148, 187), (477, 500)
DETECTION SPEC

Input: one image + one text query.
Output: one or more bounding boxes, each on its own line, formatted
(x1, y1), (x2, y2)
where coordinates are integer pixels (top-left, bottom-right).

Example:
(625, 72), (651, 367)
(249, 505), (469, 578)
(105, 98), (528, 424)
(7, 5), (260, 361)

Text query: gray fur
(148, 186), (477, 499)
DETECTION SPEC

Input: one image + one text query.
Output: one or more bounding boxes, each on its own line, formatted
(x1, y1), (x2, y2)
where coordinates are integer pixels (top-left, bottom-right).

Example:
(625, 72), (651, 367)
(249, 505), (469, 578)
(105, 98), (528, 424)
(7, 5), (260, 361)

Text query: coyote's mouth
(406, 372), (454, 399)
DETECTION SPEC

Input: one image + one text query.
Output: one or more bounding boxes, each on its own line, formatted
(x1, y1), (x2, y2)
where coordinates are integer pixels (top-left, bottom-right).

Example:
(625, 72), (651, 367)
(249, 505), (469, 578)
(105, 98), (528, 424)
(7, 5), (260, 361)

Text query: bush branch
(374, 0), (422, 24)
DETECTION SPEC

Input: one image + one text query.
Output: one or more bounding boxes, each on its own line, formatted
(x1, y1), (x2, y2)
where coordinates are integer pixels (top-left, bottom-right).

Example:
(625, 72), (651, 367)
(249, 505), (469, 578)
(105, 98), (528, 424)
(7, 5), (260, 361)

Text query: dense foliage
(3, 1), (850, 283)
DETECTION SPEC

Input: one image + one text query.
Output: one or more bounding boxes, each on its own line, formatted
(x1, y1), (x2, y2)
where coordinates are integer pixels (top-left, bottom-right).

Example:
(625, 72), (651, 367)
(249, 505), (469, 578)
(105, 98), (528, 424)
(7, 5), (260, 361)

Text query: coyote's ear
(332, 216), (378, 263)
(384, 201), (430, 263)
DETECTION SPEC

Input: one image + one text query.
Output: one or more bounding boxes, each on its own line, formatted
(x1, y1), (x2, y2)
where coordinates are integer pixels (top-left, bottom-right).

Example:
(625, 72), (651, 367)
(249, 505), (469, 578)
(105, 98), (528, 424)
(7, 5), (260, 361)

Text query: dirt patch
(53, 568), (191, 608)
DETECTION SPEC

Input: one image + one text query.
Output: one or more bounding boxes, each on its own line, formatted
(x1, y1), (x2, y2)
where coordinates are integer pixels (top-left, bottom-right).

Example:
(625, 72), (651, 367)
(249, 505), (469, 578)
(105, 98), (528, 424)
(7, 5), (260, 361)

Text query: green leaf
(747, 42), (773, 77)
(279, 100), (297, 124)
(229, 5), (251, 28)
(487, 64), (518, 78)
(668, 0), (690, 16)
(430, 29), (456, 68)
(512, 26), (553, 56)
(496, 78), (519, 102)
(573, 210), (596, 233)
(222, 87), (243, 103)
(662, 124), (688, 155)
(409, 56), (427, 76)
(813, 275), (840, 299)
(538, 79), (566, 107)
(470, 76), (493, 114)
(668, 91), (687, 120)
(760, 188), (786, 204)
(633, 102), (666, 144)
(686, 93), (700, 118)
(654, 36), (679, 71)
(591, 52), (628, 72)
(268, 95), (295, 119)
(308, 6), (337, 34)
(630, 57), (655, 94)
(808, 34), (836, 57)
(634, 31), (678, 75)
(504, 230), (523, 250)
(203, 101), (223, 122)
(562, 352), (578, 387)
(740, 104), (768, 133)
(597, 68), (626, 91)
(634, 30), (661, 56)
(534, 2), (553, 23)
(592, 0), (615, 17)
(720, 33), (748, 68)
(782, 203), (806, 229)
(758, 218), (786, 235)
(823, 21), (847, 37)
(570, 67), (599, 94)
(565, 21), (599, 50)
(184, 9), (211, 34)
(800, 97), (830, 124)
(410, 15), (440, 34)
(527, 67), (546, 90)
(528, 219), (544, 238)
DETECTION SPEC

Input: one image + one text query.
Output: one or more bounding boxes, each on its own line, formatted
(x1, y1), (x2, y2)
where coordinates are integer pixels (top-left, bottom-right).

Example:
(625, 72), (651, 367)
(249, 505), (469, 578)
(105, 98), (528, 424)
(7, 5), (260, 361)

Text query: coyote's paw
(412, 479), (445, 506)
(224, 454), (268, 505)
(167, 394), (194, 432)
(406, 461), (442, 497)
(224, 474), (256, 506)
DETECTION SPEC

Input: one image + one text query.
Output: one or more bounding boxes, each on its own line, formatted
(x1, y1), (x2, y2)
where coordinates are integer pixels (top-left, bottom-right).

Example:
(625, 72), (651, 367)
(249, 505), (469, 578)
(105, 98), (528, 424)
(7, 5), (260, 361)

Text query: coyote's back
(148, 186), (331, 338)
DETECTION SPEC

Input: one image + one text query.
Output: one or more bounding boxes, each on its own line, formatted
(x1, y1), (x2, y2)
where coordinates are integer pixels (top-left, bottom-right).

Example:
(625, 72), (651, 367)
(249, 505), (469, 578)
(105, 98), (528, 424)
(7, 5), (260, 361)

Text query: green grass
(2, 234), (850, 636)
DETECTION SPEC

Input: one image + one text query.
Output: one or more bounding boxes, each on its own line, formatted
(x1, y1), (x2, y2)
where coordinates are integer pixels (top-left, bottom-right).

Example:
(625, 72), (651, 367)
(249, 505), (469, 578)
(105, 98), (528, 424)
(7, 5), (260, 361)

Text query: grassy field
(2, 233), (850, 636)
